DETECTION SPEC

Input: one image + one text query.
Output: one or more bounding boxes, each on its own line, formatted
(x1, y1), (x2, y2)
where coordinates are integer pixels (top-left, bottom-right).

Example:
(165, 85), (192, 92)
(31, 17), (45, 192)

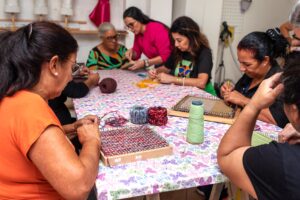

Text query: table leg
(209, 183), (224, 200)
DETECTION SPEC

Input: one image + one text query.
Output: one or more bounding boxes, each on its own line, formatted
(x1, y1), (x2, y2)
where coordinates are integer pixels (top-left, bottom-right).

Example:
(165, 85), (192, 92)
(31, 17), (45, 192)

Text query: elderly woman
(220, 31), (288, 128)
(86, 22), (127, 70)
(218, 52), (300, 200)
(0, 22), (100, 199)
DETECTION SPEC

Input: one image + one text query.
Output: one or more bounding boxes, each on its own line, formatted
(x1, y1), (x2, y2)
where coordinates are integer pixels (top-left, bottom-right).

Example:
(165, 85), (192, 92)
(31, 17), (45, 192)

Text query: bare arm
(217, 73), (284, 199)
(147, 56), (163, 66)
(280, 21), (293, 44)
(156, 72), (209, 89)
(223, 90), (277, 125)
(28, 117), (100, 200)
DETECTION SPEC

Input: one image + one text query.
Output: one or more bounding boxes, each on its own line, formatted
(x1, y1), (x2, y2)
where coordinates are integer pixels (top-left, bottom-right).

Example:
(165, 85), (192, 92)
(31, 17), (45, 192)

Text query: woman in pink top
(123, 6), (172, 70)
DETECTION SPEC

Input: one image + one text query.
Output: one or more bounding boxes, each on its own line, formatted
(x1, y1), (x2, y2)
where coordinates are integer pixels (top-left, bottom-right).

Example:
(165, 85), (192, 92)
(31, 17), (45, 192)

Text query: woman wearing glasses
(147, 16), (217, 96)
(220, 31), (288, 128)
(86, 22), (128, 70)
(0, 22), (100, 199)
(123, 6), (172, 70)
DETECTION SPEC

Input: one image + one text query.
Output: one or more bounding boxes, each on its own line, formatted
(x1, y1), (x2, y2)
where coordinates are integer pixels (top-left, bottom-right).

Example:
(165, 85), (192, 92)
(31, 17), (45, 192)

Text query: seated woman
(123, 6), (172, 70)
(49, 67), (99, 126)
(220, 31), (288, 127)
(86, 22), (128, 70)
(0, 22), (100, 199)
(148, 16), (216, 96)
(218, 52), (300, 200)
(49, 67), (99, 156)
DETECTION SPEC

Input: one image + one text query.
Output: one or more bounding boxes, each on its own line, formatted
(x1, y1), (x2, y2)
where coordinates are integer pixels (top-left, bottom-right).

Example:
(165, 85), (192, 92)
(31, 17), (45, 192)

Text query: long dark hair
(123, 6), (153, 24)
(237, 31), (288, 66)
(0, 21), (78, 101)
(170, 16), (210, 65)
(280, 52), (300, 111)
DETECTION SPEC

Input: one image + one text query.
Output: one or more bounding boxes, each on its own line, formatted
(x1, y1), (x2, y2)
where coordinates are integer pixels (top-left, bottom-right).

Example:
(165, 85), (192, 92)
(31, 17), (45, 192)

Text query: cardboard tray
(100, 145), (173, 166)
(168, 109), (240, 125)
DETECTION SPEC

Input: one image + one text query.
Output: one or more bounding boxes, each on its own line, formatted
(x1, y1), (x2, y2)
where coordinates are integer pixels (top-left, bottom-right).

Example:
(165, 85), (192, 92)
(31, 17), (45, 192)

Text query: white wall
(220, 0), (298, 83)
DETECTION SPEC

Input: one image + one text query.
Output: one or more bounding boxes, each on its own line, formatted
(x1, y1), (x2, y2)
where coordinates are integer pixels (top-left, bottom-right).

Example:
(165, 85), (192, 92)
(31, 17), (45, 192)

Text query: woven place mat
(101, 125), (170, 156)
(172, 95), (236, 119)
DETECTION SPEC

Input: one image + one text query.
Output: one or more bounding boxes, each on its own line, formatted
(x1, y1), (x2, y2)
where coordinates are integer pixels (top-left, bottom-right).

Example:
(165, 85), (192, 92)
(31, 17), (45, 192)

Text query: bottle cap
(192, 100), (203, 106)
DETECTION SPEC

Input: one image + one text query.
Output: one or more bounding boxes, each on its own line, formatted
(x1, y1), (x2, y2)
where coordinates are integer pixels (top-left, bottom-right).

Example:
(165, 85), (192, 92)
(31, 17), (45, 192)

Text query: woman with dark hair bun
(220, 31), (289, 127)
(218, 52), (300, 200)
(123, 6), (172, 70)
(148, 16), (216, 95)
(0, 22), (100, 199)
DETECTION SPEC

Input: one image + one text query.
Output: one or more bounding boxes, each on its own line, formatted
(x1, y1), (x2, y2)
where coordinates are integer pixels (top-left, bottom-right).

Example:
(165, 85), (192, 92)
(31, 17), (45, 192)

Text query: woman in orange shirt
(0, 22), (100, 199)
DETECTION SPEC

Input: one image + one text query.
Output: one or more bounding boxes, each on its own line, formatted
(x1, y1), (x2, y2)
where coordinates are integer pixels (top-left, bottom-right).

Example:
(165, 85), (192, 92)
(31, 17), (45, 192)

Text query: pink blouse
(133, 22), (172, 62)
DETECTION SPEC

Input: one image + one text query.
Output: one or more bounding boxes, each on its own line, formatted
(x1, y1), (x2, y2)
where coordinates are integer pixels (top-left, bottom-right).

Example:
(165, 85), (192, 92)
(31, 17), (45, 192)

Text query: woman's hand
(79, 66), (90, 76)
(156, 73), (176, 84)
(74, 115), (99, 129)
(279, 123), (300, 144)
(148, 69), (157, 79)
(76, 115), (100, 145)
(220, 81), (234, 98)
(125, 49), (133, 61)
(128, 60), (145, 71)
(248, 73), (283, 111)
(87, 73), (100, 86)
(223, 90), (249, 107)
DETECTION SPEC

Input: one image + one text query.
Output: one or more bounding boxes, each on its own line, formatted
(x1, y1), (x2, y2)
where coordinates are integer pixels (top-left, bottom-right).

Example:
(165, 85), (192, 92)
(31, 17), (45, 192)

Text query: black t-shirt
(234, 65), (288, 128)
(243, 142), (300, 200)
(48, 80), (89, 125)
(165, 46), (213, 80)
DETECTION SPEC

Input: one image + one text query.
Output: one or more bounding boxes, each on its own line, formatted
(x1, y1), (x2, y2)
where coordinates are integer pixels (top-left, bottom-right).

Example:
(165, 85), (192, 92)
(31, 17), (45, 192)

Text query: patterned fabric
(86, 44), (127, 70)
(174, 59), (193, 78)
(73, 70), (281, 200)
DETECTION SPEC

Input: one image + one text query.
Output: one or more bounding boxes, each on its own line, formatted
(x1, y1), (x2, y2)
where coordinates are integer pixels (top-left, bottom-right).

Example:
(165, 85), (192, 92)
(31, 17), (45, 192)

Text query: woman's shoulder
(147, 21), (168, 32)
(197, 46), (212, 59)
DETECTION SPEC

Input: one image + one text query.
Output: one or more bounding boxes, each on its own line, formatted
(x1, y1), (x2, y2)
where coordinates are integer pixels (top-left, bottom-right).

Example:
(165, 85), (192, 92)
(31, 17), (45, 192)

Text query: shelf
(68, 29), (128, 36)
(0, 26), (127, 36)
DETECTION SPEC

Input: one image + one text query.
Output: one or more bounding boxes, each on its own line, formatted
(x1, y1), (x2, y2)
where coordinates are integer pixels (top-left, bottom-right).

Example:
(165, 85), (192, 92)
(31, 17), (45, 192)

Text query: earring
(54, 72), (58, 76)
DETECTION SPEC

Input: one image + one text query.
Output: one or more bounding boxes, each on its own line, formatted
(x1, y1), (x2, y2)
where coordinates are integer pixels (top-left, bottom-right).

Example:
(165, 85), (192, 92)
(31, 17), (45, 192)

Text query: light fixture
(61, 0), (74, 28)
(4, 0), (20, 30)
(240, 0), (252, 13)
(34, 0), (48, 21)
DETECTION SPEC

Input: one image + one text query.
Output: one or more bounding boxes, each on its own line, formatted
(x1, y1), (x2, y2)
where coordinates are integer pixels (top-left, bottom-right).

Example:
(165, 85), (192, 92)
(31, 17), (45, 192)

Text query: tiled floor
(125, 187), (206, 200)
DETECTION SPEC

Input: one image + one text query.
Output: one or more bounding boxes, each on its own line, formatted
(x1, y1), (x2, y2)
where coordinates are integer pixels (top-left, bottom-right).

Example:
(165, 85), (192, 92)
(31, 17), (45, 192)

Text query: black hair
(237, 31), (288, 66)
(280, 52), (300, 111)
(123, 6), (153, 24)
(0, 21), (78, 101)
(170, 16), (210, 64)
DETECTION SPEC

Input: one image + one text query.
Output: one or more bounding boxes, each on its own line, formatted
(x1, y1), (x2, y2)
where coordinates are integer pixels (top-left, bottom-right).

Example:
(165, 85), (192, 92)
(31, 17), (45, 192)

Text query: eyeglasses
(105, 34), (120, 41)
(125, 20), (137, 30)
(66, 59), (83, 76)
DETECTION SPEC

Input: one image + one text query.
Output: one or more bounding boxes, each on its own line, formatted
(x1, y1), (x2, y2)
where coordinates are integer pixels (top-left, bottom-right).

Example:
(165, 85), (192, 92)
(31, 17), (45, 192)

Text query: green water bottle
(187, 100), (204, 144)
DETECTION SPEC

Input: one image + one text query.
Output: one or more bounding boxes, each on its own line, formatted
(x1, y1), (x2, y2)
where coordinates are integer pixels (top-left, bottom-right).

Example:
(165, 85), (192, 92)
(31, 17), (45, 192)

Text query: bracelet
(176, 78), (181, 84)
(144, 59), (150, 67)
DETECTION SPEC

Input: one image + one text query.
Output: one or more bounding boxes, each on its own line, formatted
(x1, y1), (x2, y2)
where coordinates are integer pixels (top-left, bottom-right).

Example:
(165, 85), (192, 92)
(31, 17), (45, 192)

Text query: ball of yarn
(130, 106), (148, 124)
(148, 106), (168, 126)
(99, 78), (117, 93)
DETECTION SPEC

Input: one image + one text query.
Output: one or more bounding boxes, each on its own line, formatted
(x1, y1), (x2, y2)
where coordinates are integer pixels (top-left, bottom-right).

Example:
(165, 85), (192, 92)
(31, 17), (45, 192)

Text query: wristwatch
(144, 59), (150, 67)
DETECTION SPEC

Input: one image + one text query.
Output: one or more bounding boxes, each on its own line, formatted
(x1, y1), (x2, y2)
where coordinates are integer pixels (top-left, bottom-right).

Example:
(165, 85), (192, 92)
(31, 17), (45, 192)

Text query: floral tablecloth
(73, 70), (282, 200)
